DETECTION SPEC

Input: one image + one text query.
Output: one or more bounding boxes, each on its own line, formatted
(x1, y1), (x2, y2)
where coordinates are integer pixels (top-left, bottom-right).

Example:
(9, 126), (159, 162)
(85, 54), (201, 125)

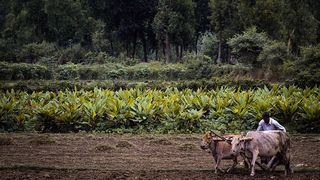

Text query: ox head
(200, 131), (213, 150)
(231, 136), (253, 155)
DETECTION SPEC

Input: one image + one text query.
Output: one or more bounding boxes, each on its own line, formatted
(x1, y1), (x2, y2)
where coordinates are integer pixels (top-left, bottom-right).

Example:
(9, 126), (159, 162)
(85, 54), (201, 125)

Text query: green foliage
(153, 0), (195, 63)
(57, 44), (87, 64)
(197, 32), (219, 60)
(18, 41), (57, 63)
(0, 79), (269, 92)
(44, 0), (95, 46)
(0, 62), (52, 80)
(237, 0), (285, 39)
(56, 63), (79, 80)
(0, 86), (318, 133)
(258, 41), (288, 68)
(228, 27), (270, 67)
(257, 41), (289, 80)
(285, 45), (320, 87)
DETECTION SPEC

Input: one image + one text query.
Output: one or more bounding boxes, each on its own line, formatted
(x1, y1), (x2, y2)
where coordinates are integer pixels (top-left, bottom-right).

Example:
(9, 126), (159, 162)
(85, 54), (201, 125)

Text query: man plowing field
(257, 112), (286, 132)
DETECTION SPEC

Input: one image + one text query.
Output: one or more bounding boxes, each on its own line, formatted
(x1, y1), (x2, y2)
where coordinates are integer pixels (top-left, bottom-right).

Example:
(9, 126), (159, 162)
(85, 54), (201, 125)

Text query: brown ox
(231, 130), (292, 176)
(200, 132), (243, 173)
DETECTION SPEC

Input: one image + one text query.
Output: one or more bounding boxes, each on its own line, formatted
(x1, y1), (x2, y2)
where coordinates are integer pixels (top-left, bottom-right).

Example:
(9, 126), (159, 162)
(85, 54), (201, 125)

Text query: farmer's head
(262, 112), (270, 124)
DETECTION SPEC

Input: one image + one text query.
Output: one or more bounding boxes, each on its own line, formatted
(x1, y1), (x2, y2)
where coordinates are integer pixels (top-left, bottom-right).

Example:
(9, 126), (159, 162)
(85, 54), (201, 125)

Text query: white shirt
(257, 118), (286, 132)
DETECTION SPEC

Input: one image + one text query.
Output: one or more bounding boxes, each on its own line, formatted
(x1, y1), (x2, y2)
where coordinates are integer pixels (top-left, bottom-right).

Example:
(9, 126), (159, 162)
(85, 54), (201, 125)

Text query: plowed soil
(0, 133), (319, 180)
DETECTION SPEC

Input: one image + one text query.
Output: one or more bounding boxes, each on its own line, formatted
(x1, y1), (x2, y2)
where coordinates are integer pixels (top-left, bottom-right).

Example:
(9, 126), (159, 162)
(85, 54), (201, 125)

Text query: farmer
(257, 112), (286, 132)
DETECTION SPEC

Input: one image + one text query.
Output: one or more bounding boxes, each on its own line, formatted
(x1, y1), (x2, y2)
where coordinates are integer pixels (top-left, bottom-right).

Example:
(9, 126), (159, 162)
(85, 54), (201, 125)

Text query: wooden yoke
(210, 130), (232, 144)
(240, 137), (253, 141)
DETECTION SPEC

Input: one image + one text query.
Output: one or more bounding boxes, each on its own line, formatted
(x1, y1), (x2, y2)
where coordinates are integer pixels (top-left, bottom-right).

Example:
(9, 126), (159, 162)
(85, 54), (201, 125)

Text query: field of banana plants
(1, 85), (319, 133)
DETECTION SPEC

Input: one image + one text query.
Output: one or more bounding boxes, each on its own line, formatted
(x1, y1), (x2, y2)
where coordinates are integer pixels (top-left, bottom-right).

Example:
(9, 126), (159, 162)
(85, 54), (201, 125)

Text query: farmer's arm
(256, 120), (263, 131)
(273, 119), (286, 132)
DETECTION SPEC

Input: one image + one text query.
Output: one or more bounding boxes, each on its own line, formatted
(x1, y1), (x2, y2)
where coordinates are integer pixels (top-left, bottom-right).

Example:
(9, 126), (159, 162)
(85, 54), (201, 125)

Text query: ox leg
(240, 154), (251, 169)
(266, 156), (277, 170)
(227, 156), (238, 173)
(212, 156), (218, 173)
(270, 156), (280, 172)
(250, 150), (259, 176)
(216, 156), (225, 173)
(284, 153), (293, 176)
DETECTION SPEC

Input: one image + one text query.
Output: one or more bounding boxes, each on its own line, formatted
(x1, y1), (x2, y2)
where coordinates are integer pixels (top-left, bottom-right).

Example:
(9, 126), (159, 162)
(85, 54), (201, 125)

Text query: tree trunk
(287, 29), (295, 55)
(132, 32), (137, 60)
(126, 40), (129, 57)
(175, 45), (179, 63)
(155, 42), (159, 61)
(179, 45), (183, 61)
(165, 32), (171, 63)
(156, 48), (158, 60)
(110, 35), (114, 56)
(217, 40), (222, 64)
(195, 34), (199, 55)
(142, 34), (148, 62)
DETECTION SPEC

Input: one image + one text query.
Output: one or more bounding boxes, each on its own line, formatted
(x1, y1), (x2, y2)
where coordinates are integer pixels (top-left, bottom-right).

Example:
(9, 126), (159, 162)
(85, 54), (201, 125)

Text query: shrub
(0, 62), (52, 80)
(284, 45), (320, 87)
(56, 63), (79, 80)
(228, 27), (270, 67)
(18, 41), (57, 63)
(57, 44), (86, 64)
(197, 32), (219, 61)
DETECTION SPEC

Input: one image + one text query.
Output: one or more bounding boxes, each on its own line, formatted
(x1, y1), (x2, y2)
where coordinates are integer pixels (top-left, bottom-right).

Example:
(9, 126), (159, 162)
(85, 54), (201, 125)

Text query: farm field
(0, 133), (319, 180)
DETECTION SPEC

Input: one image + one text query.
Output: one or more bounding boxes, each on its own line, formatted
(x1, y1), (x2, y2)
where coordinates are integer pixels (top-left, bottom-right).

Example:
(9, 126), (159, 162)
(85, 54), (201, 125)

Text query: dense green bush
(57, 44), (87, 64)
(0, 62), (52, 80)
(283, 45), (320, 87)
(0, 59), (318, 87)
(228, 27), (269, 67)
(56, 63), (79, 80)
(197, 32), (219, 61)
(18, 41), (57, 63)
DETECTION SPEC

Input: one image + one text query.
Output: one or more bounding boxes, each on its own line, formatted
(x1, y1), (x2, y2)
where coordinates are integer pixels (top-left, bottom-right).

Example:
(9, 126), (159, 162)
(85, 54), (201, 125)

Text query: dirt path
(0, 133), (319, 179)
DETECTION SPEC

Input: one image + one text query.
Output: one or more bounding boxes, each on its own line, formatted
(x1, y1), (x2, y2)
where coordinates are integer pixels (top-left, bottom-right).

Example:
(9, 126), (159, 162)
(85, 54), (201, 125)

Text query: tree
(194, 0), (211, 54)
(44, 0), (95, 47)
(1, 0), (41, 61)
(237, 0), (285, 40)
(117, 0), (157, 62)
(281, 0), (318, 55)
(197, 31), (219, 60)
(228, 27), (269, 67)
(209, 0), (240, 63)
(307, 0), (320, 43)
(153, 0), (195, 63)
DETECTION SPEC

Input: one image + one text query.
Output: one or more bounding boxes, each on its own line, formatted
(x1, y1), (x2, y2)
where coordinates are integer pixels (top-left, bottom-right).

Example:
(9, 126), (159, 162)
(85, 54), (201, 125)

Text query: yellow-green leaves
(0, 86), (319, 133)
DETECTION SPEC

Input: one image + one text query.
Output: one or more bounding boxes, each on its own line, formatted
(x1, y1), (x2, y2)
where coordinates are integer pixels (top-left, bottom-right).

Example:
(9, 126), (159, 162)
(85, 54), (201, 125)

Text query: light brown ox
(231, 130), (292, 176)
(200, 132), (244, 173)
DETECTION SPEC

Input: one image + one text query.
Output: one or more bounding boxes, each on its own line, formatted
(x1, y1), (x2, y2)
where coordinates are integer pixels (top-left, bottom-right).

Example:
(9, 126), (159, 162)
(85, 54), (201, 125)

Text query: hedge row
(0, 61), (251, 81)
(0, 62), (52, 80)
(0, 79), (270, 92)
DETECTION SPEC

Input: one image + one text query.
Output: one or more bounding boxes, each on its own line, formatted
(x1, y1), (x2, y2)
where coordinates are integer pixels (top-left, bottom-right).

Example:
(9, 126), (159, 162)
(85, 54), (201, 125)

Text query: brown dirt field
(0, 133), (319, 180)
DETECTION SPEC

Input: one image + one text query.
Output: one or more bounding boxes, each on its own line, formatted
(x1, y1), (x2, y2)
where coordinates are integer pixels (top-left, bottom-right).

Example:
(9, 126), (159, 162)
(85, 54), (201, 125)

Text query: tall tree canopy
(0, 0), (319, 63)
